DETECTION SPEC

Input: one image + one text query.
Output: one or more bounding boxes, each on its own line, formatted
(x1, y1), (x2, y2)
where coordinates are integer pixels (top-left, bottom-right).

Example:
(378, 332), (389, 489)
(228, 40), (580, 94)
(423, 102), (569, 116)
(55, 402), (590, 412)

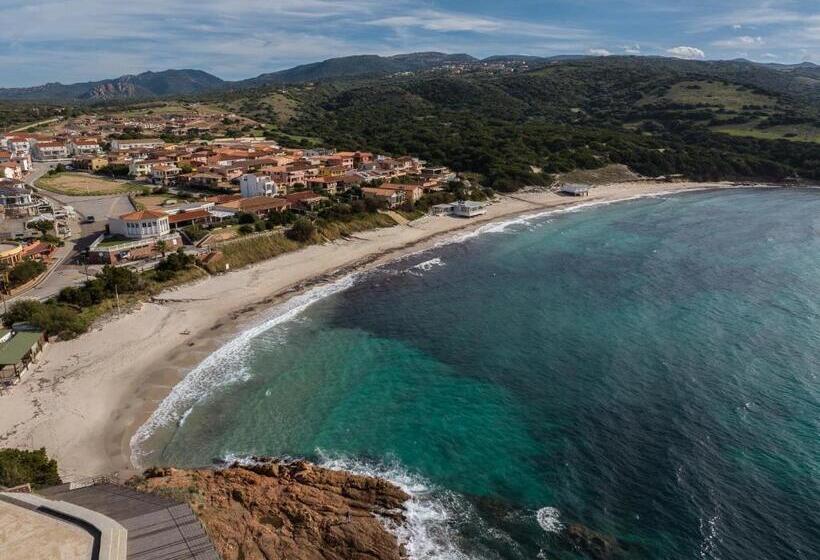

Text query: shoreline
(0, 181), (784, 480)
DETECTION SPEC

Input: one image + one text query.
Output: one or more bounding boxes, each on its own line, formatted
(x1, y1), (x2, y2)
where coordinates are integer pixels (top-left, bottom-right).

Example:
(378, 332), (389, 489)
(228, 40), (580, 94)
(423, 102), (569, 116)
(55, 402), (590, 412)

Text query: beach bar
(0, 330), (46, 385)
(561, 184), (590, 196)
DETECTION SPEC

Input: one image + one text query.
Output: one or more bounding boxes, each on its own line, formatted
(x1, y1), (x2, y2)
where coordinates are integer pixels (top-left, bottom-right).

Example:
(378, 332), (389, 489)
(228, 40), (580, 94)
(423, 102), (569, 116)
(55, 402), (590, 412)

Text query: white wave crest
(411, 257), (445, 272)
(129, 273), (360, 468)
(316, 451), (474, 560)
(536, 506), (564, 534)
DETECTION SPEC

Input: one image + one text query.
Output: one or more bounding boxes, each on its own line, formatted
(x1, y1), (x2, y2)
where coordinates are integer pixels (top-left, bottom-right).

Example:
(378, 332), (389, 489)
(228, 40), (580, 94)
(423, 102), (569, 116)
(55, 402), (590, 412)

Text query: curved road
(7, 163), (134, 302)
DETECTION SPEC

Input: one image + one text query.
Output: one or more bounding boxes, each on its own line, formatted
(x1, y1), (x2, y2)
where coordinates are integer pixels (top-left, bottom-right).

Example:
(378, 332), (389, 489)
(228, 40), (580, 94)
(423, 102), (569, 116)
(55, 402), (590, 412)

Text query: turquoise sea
(134, 188), (820, 559)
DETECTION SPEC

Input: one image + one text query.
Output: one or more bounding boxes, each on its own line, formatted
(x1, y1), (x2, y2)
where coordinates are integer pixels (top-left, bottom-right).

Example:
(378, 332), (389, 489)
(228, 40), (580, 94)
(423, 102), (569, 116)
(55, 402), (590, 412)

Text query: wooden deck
(40, 484), (219, 560)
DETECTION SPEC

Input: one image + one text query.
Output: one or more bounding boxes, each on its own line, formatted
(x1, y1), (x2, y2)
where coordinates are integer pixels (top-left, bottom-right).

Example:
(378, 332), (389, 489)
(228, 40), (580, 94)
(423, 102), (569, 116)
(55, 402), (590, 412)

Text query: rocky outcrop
(562, 523), (623, 559)
(130, 459), (409, 560)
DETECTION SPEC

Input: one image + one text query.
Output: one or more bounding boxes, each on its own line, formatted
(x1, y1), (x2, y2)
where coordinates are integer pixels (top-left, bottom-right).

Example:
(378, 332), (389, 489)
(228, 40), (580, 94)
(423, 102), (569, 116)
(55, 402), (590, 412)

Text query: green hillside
(218, 57), (819, 189)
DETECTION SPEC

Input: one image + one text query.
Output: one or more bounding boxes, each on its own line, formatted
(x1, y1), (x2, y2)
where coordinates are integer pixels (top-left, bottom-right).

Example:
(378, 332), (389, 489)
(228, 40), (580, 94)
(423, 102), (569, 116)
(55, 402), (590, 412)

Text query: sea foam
(316, 451), (475, 560)
(536, 506), (564, 534)
(129, 272), (361, 468)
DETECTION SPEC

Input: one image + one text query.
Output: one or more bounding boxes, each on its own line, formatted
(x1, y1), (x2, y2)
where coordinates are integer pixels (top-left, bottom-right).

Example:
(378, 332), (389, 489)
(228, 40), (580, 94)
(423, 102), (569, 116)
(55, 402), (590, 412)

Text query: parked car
(84, 215), (95, 224)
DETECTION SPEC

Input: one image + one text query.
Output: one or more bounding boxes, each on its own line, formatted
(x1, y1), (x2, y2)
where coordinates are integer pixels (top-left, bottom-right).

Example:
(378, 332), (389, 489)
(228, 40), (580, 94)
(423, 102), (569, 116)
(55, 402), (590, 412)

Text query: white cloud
(366, 9), (591, 40)
(693, 6), (820, 32)
(587, 48), (611, 56)
(666, 46), (706, 59)
(712, 35), (765, 48)
(623, 43), (641, 55)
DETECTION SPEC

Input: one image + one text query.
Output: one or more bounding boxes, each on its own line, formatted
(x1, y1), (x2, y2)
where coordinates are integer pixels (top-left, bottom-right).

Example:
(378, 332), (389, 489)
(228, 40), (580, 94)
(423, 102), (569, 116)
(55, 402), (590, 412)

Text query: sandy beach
(0, 181), (735, 480)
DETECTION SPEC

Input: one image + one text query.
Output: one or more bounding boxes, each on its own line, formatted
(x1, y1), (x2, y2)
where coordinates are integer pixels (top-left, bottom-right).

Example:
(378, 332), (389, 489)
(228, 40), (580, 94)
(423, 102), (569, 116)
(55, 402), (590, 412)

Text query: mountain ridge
(0, 52), (817, 103)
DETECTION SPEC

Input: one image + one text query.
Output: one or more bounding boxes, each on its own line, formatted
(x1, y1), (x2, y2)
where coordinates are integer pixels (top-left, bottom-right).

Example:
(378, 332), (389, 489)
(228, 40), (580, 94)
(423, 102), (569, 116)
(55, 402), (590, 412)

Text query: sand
(0, 182), (735, 480)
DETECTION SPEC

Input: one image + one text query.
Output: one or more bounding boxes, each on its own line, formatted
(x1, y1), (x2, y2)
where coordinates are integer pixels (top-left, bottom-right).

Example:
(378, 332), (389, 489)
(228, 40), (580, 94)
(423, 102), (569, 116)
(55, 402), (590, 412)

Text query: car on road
(83, 216), (96, 224)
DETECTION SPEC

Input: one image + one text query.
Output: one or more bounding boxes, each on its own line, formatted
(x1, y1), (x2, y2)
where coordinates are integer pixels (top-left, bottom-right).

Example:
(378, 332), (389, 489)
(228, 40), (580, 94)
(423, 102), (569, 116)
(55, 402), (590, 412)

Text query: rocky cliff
(130, 459), (409, 560)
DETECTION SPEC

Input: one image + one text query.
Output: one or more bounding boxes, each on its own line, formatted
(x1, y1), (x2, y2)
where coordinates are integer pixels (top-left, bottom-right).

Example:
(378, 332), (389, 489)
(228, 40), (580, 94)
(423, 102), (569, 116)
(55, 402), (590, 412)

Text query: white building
(151, 163), (181, 184)
(6, 137), (31, 157)
(32, 141), (69, 161)
(108, 210), (171, 239)
(110, 138), (165, 151)
(68, 138), (102, 155)
(128, 160), (154, 177)
(240, 173), (278, 198)
(0, 180), (39, 217)
(452, 200), (487, 218)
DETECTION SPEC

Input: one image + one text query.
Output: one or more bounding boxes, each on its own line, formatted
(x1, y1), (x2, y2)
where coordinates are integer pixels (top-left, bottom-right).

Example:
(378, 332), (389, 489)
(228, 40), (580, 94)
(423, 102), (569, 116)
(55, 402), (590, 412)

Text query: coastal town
(2, 8), (817, 555)
(0, 107), (503, 387)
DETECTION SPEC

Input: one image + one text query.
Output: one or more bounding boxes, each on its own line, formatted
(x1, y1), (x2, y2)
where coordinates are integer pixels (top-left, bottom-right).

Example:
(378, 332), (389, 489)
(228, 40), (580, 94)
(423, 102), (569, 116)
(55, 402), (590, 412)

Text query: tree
(155, 240), (169, 258)
(3, 300), (89, 338)
(28, 219), (54, 236)
(0, 448), (61, 489)
(286, 218), (317, 243)
(236, 212), (256, 224)
(8, 259), (46, 288)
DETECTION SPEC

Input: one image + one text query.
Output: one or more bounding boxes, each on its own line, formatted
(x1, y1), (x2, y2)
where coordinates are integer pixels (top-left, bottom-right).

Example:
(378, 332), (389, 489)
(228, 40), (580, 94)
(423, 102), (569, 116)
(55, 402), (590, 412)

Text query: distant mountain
(0, 69), (226, 102)
(1, 53), (818, 103)
(236, 52), (479, 88)
(481, 54), (587, 64)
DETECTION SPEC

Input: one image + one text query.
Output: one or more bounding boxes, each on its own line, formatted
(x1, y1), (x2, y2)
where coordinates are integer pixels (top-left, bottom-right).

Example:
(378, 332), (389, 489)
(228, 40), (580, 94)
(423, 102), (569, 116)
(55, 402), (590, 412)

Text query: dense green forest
(253, 58), (819, 189)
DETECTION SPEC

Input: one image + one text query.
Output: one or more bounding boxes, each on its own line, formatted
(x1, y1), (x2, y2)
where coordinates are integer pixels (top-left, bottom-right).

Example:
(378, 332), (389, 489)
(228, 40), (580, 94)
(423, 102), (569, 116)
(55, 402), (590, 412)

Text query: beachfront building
(561, 184), (590, 196)
(0, 328), (46, 386)
(0, 180), (39, 217)
(215, 196), (291, 218)
(240, 173), (278, 198)
(91, 210), (181, 265)
(430, 203), (456, 216)
(452, 200), (487, 218)
(285, 190), (327, 212)
(109, 210), (171, 239)
(380, 183), (424, 204)
(361, 186), (405, 208)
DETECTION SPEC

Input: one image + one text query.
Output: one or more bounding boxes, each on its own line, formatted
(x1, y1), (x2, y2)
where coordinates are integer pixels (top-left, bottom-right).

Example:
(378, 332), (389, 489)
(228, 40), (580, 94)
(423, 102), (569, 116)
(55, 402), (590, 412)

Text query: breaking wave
(129, 273), (361, 468)
(536, 507), (563, 534)
(316, 451), (476, 560)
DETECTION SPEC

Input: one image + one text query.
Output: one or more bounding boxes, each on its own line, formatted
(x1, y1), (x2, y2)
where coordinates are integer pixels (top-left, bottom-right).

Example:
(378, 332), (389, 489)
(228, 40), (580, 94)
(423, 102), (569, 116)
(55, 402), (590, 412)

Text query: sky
(1, 1), (819, 87)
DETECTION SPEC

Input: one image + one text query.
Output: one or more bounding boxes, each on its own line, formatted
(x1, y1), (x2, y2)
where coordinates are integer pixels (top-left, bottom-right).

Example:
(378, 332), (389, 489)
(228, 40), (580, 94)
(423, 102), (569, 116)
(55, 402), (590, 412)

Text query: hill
(235, 52), (478, 87)
(2, 53), (818, 187)
(0, 69), (225, 102)
(223, 56), (819, 188)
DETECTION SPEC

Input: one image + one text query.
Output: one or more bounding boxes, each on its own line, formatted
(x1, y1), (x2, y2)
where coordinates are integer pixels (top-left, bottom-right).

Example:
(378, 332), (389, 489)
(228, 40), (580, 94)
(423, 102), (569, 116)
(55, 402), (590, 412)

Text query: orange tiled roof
(119, 210), (168, 220)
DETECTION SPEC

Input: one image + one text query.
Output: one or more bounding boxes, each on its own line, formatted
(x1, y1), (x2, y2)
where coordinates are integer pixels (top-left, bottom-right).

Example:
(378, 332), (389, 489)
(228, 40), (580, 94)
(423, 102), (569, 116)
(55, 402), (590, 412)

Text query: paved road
(7, 163), (134, 302)
(8, 117), (63, 133)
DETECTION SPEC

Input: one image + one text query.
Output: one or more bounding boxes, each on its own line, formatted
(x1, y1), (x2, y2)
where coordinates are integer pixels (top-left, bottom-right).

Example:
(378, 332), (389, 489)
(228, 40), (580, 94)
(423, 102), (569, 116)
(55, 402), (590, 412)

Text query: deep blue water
(136, 188), (820, 559)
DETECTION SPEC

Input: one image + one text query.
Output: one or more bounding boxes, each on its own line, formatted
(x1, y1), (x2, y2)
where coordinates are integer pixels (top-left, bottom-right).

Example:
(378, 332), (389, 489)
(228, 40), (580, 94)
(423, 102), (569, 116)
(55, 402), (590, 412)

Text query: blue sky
(1, 1), (819, 87)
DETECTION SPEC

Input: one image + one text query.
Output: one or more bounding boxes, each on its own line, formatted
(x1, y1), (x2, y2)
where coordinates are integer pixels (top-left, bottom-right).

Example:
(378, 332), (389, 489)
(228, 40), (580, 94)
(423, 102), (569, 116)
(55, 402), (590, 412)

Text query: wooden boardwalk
(40, 483), (219, 560)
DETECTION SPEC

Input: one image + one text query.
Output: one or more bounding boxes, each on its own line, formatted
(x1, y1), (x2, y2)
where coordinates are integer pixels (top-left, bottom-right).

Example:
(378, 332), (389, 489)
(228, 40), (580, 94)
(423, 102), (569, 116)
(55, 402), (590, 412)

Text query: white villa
(432, 200), (487, 218)
(240, 173), (278, 198)
(109, 210), (171, 239)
